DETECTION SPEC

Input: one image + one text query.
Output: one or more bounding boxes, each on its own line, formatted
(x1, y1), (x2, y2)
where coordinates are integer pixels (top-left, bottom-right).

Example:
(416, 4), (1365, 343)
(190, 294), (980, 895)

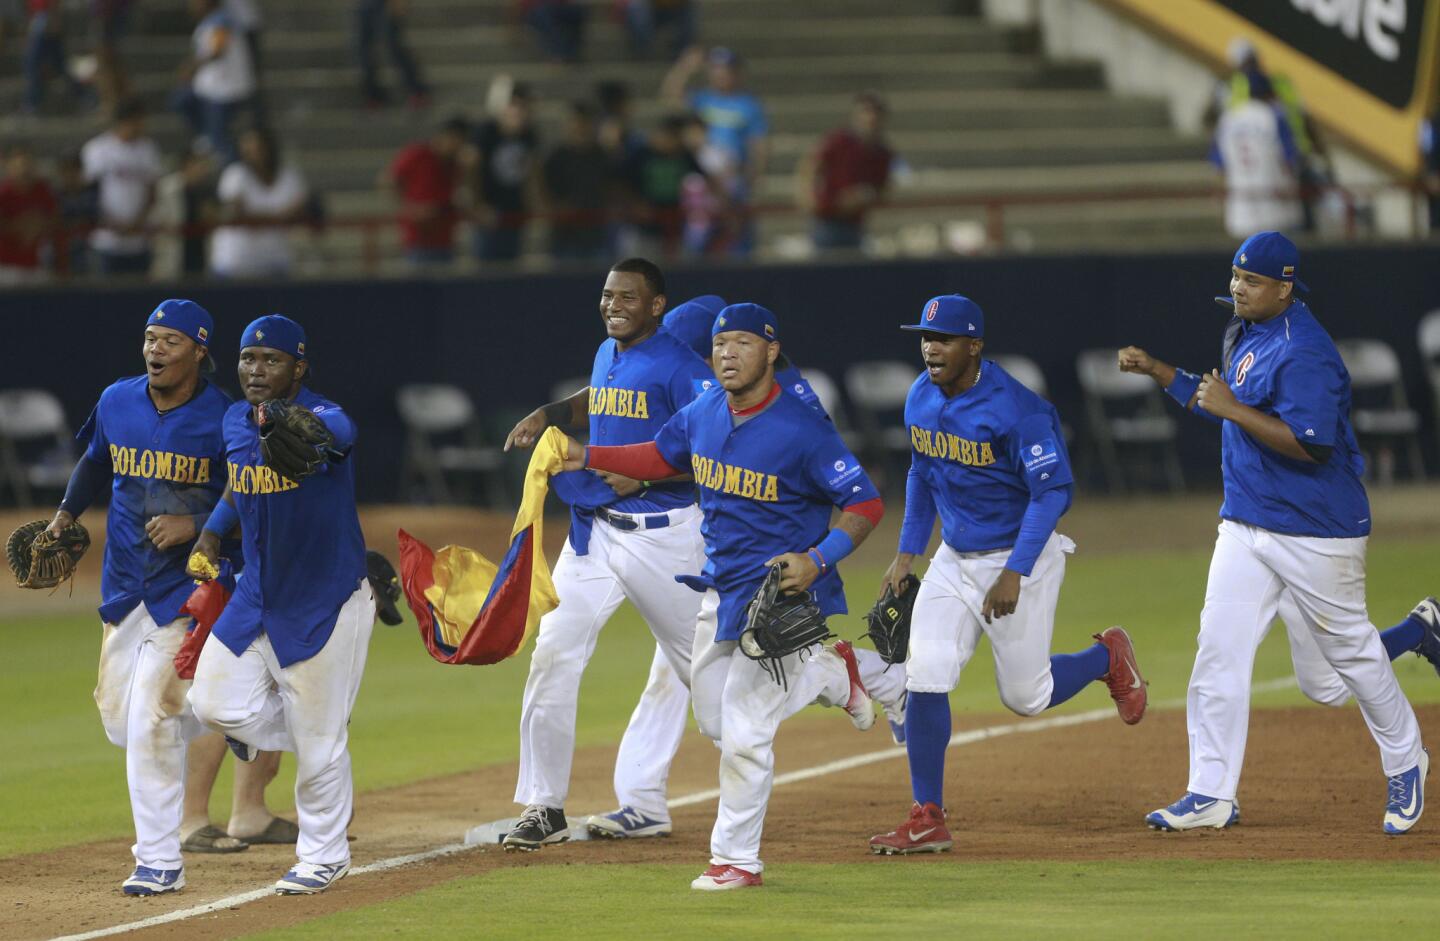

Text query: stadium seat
(1418, 311), (1440, 459)
(990, 354), (1048, 397)
(797, 368), (863, 452)
(844, 360), (918, 490)
(1074, 349), (1182, 494)
(1336, 338), (1424, 484)
(0, 389), (74, 508)
(395, 384), (509, 506)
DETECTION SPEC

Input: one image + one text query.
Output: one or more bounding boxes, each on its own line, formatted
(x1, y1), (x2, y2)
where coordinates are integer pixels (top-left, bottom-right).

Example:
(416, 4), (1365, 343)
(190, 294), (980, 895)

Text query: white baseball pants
(94, 607), (205, 871)
(188, 582), (375, 866)
(905, 533), (1074, 712)
(612, 646), (690, 819)
(690, 589), (854, 874)
(514, 506), (705, 810)
(1187, 520), (1423, 801)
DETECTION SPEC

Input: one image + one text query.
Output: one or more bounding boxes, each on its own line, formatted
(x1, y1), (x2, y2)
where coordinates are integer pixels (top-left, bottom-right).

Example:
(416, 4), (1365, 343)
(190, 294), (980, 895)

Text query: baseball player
(564, 302), (884, 890)
(500, 259), (714, 849)
(45, 299), (237, 894)
(867, 295), (1147, 856)
(187, 314), (376, 894)
(1119, 231), (1429, 833)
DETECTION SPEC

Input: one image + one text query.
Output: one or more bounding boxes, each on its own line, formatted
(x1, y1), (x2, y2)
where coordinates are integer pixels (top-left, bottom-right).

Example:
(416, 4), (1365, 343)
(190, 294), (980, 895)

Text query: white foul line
(47, 676), (1298, 941)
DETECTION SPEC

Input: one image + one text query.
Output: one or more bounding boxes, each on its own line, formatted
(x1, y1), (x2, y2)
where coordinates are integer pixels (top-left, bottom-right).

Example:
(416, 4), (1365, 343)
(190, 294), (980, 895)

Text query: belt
(596, 506), (674, 531)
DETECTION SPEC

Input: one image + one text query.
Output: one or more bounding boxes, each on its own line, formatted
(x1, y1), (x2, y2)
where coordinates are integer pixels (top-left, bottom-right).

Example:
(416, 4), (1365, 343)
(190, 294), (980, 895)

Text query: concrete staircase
(0, 0), (1227, 275)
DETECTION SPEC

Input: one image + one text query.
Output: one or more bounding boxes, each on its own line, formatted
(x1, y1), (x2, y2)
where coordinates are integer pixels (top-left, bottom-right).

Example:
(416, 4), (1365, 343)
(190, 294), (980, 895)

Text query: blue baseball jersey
(653, 385), (879, 641)
(212, 387), (367, 667)
(1214, 300), (1369, 537)
(77, 377), (231, 625)
(588, 329), (713, 514)
(901, 361), (1073, 555)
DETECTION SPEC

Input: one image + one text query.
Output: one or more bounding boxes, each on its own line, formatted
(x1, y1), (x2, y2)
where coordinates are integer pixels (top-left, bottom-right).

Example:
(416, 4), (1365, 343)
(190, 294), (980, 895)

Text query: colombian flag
(397, 427), (566, 665)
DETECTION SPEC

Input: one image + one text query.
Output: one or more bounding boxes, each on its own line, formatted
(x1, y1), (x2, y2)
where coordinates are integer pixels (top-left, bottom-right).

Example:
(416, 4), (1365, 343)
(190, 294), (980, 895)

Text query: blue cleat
(584, 805), (672, 839)
(274, 861), (350, 894)
(1383, 748), (1429, 835)
(1410, 598), (1440, 678)
(1146, 792), (1239, 831)
(122, 865), (185, 896)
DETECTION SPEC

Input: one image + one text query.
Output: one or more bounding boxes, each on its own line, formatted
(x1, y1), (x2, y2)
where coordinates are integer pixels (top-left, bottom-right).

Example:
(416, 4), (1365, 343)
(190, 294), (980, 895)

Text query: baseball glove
(864, 574), (921, 666)
(7, 518), (90, 590)
(739, 563), (834, 688)
(257, 399), (345, 482)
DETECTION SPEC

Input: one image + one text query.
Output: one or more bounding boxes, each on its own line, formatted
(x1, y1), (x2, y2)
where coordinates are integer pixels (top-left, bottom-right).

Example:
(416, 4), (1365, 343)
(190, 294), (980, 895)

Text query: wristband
(807, 547), (826, 572)
(811, 528), (856, 573)
(1165, 370), (1202, 410)
(202, 499), (239, 538)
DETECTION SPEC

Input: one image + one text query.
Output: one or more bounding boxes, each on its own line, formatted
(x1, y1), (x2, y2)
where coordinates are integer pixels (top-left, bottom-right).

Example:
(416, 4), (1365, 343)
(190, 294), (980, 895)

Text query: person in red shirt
(796, 92), (893, 253)
(0, 144), (58, 285)
(381, 116), (471, 268)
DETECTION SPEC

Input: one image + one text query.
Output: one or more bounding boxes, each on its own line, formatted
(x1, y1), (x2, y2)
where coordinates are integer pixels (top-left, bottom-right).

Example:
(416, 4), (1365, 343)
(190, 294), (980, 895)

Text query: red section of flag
(397, 528), (537, 665)
(175, 579), (231, 679)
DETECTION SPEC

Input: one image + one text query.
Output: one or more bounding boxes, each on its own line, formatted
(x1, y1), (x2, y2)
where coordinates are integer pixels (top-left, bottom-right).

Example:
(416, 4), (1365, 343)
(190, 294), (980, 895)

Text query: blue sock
(1381, 616), (1426, 661)
(1047, 642), (1111, 709)
(905, 691), (951, 807)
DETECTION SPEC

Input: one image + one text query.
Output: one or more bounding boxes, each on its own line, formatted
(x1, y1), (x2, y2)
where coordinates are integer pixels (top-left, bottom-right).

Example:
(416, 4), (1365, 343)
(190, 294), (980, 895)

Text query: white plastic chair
(0, 389), (73, 507)
(1417, 311), (1440, 461)
(1075, 349), (1182, 493)
(1336, 338), (1423, 483)
(395, 384), (508, 505)
(990, 354), (1048, 397)
(844, 360), (918, 487)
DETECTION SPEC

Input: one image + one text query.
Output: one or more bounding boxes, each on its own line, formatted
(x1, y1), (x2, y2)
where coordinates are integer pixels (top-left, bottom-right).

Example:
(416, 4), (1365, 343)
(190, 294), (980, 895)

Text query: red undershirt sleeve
(841, 496), (884, 527)
(585, 442), (683, 480)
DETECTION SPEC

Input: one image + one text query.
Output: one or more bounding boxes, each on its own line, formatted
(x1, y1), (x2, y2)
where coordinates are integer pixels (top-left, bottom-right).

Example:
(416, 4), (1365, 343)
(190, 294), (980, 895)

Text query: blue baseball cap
(712, 303), (778, 343)
(664, 294), (727, 358)
(900, 295), (985, 338)
(147, 298), (216, 372)
(709, 46), (741, 67)
(240, 315), (310, 374)
(1233, 231), (1309, 292)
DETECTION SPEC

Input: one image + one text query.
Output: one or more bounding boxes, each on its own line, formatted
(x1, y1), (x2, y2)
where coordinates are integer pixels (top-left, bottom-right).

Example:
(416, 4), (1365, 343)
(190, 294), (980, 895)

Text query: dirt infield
(8, 703), (1439, 941)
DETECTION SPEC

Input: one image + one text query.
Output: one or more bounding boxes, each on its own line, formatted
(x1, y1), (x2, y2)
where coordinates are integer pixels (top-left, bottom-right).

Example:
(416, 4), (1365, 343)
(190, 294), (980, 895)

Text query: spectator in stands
(1211, 38), (1329, 231)
(1211, 72), (1301, 239)
(54, 151), (97, 276)
(542, 101), (610, 262)
(472, 84), (539, 263)
(622, 0), (697, 60)
(91, 0), (134, 118)
(522, 0), (588, 64)
(796, 92), (893, 253)
(0, 144), (58, 286)
(662, 46), (768, 257)
(356, 0), (430, 110)
(225, 0), (265, 114)
(150, 146), (216, 280)
(82, 97), (162, 276)
(174, 0), (257, 167)
(22, 1), (91, 116)
(597, 80), (646, 163)
(622, 114), (703, 256)
(383, 116), (472, 269)
(209, 126), (310, 278)
(1422, 107), (1440, 234)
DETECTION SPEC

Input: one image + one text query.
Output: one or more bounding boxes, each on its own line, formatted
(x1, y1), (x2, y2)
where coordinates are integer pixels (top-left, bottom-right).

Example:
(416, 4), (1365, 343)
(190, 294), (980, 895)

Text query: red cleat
(870, 802), (953, 855)
(1094, 626), (1147, 725)
(690, 864), (763, 890)
(832, 640), (875, 731)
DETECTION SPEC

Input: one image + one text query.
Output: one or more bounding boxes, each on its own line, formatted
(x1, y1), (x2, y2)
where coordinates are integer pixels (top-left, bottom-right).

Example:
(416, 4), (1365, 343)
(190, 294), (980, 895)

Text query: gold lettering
(635, 391), (648, 419)
(153, 450), (173, 481)
(740, 469), (758, 499)
(137, 449), (155, 478)
(960, 439), (976, 466)
(723, 464), (741, 495)
(979, 442), (995, 465)
(197, 458), (210, 484)
(761, 475), (778, 502)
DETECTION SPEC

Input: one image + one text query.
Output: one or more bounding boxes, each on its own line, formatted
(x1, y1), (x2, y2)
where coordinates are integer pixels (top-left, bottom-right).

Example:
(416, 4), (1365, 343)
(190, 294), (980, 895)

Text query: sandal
(181, 824), (249, 854)
(232, 816), (300, 845)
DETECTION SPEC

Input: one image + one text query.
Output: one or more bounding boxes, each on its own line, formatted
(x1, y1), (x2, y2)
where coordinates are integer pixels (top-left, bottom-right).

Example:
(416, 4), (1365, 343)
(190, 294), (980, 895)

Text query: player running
(562, 302), (885, 890)
(867, 295), (1148, 857)
(44, 300), (243, 895)
(1120, 231), (1431, 833)
(500, 259), (715, 849)
(187, 315), (376, 894)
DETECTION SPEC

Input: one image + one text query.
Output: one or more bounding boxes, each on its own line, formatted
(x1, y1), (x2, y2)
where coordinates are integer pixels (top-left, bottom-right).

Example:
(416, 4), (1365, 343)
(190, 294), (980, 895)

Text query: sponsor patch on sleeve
(1023, 438), (1059, 473)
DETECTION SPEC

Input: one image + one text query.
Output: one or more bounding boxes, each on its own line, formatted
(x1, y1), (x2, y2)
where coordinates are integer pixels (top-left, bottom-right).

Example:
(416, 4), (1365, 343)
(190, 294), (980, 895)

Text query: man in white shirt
(173, 0), (257, 165)
(81, 97), (162, 276)
(1211, 73), (1302, 238)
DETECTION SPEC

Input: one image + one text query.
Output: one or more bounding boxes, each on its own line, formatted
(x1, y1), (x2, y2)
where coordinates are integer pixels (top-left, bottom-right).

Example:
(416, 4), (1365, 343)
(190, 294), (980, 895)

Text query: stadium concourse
(0, 0), (1224, 276)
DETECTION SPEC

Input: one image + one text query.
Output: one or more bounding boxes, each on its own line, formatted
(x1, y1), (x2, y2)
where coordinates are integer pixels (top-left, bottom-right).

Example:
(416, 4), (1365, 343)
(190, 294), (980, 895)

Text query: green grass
(3, 540), (1438, 859)
(246, 860), (1440, 941)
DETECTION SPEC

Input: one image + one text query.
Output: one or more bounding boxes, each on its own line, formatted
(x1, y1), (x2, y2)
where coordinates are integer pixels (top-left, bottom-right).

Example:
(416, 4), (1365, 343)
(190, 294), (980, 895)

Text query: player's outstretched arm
(48, 451), (113, 537)
(187, 487), (238, 579)
(1118, 345), (1222, 423)
(1195, 370), (1319, 463)
(505, 386), (590, 451)
(767, 499), (883, 595)
(888, 463), (936, 596)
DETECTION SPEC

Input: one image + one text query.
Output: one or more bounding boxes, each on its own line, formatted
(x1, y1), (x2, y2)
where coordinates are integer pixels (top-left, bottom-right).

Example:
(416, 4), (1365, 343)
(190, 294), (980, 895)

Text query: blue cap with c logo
(900, 295), (985, 338)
